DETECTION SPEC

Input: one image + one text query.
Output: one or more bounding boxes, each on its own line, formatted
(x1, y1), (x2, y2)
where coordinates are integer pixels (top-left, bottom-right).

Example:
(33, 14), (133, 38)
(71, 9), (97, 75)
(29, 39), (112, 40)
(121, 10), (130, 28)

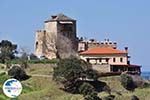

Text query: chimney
(51, 15), (57, 19)
(125, 47), (128, 52)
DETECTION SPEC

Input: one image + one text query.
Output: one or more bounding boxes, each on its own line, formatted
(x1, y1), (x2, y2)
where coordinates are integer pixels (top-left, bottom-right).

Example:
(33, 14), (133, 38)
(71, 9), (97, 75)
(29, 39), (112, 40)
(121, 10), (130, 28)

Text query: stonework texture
(35, 13), (78, 59)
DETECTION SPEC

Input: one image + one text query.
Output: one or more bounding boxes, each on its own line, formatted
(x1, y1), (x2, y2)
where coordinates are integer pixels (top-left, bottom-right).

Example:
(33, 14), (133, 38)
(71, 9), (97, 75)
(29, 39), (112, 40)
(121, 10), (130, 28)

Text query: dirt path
(31, 74), (52, 78)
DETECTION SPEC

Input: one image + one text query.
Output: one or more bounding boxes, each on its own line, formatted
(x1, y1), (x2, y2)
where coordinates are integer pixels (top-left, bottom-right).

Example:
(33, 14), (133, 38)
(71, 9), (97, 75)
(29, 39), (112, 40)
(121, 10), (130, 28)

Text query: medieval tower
(35, 13), (78, 59)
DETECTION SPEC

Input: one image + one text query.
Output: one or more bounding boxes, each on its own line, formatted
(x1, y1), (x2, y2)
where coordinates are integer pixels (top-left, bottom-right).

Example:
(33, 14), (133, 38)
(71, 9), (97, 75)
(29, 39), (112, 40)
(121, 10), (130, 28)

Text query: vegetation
(79, 82), (101, 100)
(120, 74), (136, 91)
(53, 57), (101, 99)
(8, 66), (29, 81)
(5, 59), (58, 64)
(0, 40), (17, 63)
(0, 74), (10, 100)
(1, 65), (150, 100)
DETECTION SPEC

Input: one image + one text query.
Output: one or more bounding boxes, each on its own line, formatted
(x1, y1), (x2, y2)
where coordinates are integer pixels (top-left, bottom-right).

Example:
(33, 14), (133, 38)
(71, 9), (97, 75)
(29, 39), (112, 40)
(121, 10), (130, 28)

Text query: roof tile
(80, 47), (127, 55)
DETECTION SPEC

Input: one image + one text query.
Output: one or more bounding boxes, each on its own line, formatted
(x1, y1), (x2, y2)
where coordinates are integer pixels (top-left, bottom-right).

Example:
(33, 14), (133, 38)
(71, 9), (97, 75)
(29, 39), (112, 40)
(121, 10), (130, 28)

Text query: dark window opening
(113, 58), (116, 62)
(87, 58), (90, 62)
(99, 58), (102, 62)
(61, 24), (73, 32)
(36, 42), (38, 49)
(120, 58), (123, 62)
(106, 58), (109, 63)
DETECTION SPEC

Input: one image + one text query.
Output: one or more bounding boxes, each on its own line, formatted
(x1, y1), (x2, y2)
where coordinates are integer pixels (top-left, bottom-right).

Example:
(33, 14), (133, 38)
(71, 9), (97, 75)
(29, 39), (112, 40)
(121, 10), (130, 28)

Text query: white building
(79, 47), (141, 73)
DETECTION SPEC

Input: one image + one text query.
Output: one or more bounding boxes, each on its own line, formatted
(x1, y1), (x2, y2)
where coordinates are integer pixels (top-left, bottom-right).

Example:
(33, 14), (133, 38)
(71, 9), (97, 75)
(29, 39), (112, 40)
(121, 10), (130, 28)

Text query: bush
(53, 57), (100, 99)
(85, 69), (99, 81)
(20, 60), (29, 69)
(131, 95), (139, 100)
(130, 74), (149, 88)
(53, 57), (98, 81)
(84, 92), (101, 100)
(8, 66), (29, 81)
(0, 72), (6, 76)
(120, 74), (136, 91)
(29, 53), (38, 60)
(28, 59), (58, 64)
(79, 82), (95, 96)
(103, 85), (111, 95)
(79, 82), (101, 100)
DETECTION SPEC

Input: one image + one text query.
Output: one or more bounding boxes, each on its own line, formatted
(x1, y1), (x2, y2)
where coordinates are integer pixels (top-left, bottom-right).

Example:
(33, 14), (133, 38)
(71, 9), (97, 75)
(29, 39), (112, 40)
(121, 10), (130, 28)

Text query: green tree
(53, 57), (101, 99)
(53, 57), (99, 84)
(0, 40), (17, 63)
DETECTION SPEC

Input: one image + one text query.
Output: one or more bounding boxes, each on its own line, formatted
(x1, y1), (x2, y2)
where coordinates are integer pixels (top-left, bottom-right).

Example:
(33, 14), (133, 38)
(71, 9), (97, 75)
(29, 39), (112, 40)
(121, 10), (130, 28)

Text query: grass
(99, 76), (150, 100)
(5, 59), (58, 64)
(1, 64), (150, 100)
(19, 76), (83, 100)
(26, 65), (54, 75)
(0, 75), (8, 100)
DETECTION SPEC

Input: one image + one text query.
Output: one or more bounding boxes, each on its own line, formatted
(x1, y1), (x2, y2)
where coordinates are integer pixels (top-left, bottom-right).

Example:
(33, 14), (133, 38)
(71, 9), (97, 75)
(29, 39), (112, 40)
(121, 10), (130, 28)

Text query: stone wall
(35, 14), (78, 59)
(92, 64), (111, 72)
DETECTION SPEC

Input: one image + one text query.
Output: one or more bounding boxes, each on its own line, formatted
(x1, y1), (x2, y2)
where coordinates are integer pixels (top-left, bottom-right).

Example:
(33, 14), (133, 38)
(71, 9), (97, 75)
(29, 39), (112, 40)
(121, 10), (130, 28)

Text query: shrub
(53, 57), (98, 81)
(130, 74), (149, 88)
(1, 66), (5, 69)
(85, 69), (99, 81)
(79, 82), (95, 96)
(120, 74), (136, 91)
(0, 72), (6, 76)
(28, 59), (58, 64)
(84, 92), (101, 100)
(103, 85), (111, 95)
(20, 60), (29, 69)
(53, 57), (100, 99)
(29, 53), (38, 60)
(79, 82), (101, 100)
(131, 95), (139, 100)
(8, 66), (29, 81)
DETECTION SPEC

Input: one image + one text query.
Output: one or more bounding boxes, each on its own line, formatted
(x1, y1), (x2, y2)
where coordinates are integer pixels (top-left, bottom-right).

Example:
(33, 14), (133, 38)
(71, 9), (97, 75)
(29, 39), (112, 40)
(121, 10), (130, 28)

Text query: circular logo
(2, 79), (22, 98)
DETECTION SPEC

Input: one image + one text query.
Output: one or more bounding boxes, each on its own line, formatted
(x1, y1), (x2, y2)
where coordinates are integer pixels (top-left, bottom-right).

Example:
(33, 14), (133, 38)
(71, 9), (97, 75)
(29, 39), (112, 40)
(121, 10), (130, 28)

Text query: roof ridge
(45, 13), (75, 22)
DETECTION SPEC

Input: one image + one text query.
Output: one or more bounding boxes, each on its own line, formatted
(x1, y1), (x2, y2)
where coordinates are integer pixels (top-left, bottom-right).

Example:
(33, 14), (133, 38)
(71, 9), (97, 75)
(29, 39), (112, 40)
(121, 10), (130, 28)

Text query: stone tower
(35, 13), (78, 59)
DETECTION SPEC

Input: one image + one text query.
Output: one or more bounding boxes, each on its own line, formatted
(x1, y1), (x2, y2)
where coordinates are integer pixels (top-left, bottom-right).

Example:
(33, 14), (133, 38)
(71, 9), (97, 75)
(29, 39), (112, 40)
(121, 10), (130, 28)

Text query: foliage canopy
(53, 57), (101, 99)
(0, 40), (17, 63)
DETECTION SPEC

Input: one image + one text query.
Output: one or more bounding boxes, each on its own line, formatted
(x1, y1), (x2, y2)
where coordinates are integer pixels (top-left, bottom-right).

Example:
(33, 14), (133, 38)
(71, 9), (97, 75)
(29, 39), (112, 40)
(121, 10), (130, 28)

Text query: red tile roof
(80, 47), (127, 55)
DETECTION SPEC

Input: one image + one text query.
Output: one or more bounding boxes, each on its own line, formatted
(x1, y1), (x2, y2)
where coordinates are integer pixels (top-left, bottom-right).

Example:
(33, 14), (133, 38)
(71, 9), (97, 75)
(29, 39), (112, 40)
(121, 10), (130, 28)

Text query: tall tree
(0, 40), (17, 63)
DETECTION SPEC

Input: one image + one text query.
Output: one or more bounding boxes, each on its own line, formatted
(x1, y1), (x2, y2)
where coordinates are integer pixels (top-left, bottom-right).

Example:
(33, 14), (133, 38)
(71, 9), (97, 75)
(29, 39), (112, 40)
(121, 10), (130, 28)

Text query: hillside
(0, 64), (150, 100)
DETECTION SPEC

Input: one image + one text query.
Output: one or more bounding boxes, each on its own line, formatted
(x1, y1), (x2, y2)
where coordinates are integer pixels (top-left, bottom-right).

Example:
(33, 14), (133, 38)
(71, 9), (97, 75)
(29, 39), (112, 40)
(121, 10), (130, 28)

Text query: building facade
(78, 38), (117, 52)
(80, 47), (141, 73)
(35, 13), (78, 59)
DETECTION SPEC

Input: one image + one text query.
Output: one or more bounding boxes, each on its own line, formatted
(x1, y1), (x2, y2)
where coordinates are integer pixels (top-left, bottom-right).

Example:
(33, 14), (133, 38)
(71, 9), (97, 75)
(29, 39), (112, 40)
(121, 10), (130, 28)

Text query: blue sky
(0, 0), (150, 71)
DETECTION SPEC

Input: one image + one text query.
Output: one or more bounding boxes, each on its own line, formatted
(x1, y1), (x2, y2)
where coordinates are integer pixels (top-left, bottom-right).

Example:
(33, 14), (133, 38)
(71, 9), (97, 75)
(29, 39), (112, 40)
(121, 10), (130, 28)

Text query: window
(36, 42), (38, 49)
(61, 24), (73, 32)
(113, 58), (116, 62)
(120, 58), (123, 62)
(87, 58), (90, 62)
(106, 58), (109, 63)
(99, 58), (102, 62)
